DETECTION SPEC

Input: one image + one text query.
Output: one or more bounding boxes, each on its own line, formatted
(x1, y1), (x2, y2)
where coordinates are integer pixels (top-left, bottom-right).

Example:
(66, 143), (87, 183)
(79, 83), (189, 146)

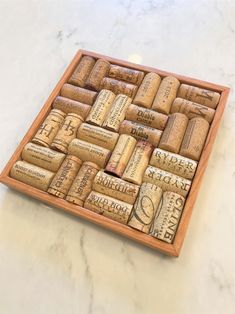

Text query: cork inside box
(0, 50), (230, 257)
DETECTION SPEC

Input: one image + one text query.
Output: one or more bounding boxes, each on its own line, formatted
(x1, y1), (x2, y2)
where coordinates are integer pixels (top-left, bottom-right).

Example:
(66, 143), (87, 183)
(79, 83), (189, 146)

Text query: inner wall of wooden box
(0, 50), (229, 257)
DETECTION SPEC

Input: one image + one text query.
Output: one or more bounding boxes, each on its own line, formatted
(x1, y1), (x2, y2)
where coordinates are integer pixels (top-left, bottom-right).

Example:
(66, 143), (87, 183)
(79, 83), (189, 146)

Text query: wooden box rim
(0, 49), (230, 257)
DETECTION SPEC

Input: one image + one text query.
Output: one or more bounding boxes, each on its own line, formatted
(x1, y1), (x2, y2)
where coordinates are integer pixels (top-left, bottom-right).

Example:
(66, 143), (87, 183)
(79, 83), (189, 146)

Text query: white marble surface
(0, 0), (235, 313)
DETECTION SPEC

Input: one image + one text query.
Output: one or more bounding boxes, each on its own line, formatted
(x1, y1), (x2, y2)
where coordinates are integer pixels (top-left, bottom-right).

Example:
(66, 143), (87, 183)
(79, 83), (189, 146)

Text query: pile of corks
(10, 55), (220, 244)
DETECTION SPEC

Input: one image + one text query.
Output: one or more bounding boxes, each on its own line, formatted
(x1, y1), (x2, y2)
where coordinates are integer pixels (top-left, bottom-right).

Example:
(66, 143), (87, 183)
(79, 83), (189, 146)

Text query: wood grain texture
(0, 49), (230, 257)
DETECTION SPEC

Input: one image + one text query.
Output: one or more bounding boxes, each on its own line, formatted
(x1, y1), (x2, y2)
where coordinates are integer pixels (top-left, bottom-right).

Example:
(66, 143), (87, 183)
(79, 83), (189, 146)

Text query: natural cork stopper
(51, 113), (83, 153)
(150, 191), (185, 243)
(77, 123), (119, 151)
(152, 76), (180, 114)
(22, 142), (66, 172)
(119, 120), (162, 147)
(85, 59), (110, 91)
(93, 171), (139, 205)
(171, 97), (215, 124)
(177, 84), (220, 109)
(47, 155), (82, 198)
(68, 56), (95, 87)
(159, 113), (188, 153)
(125, 104), (168, 130)
(150, 148), (198, 180)
(180, 117), (209, 161)
(103, 94), (132, 132)
(105, 134), (137, 177)
(32, 109), (66, 148)
(52, 96), (91, 119)
(66, 161), (100, 206)
(108, 65), (144, 85)
(133, 72), (161, 108)
(84, 191), (133, 224)
(128, 182), (162, 233)
(143, 166), (191, 198)
(100, 77), (138, 99)
(68, 138), (111, 168)
(60, 83), (97, 106)
(10, 160), (55, 191)
(85, 89), (115, 126)
(122, 140), (153, 185)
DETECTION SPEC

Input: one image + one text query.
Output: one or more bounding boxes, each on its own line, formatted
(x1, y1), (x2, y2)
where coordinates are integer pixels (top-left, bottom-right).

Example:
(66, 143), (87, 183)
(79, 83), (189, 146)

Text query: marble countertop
(0, 1), (235, 313)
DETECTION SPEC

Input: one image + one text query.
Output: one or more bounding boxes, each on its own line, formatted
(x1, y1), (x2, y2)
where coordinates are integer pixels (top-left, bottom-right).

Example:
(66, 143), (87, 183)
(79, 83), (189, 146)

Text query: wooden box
(0, 50), (230, 256)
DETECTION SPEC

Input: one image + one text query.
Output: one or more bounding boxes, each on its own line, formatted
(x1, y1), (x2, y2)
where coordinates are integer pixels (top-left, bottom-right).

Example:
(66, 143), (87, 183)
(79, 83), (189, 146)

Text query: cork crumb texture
(0, 50), (230, 257)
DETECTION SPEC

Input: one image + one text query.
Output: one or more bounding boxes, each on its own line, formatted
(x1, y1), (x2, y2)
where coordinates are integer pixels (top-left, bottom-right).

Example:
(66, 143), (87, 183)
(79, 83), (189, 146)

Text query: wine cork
(152, 76), (180, 114)
(47, 155), (82, 198)
(108, 65), (144, 85)
(159, 113), (188, 153)
(52, 96), (91, 119)
(128, 183), (163, 233)
(150, 191), (185, 243)
(68, 56), (95, 87)
(171, 97), (215, 124)
(84, 191), (133, 224)
(10, 161), (54, 191)
(105, 134), (137, 177)
(125, 104), (168, 130)
(103, 94), (132, 132)
(85, 59), (110, 91)
(100, 77), (138, 98)
(150, 148), (198, 180)
(77, 123), (119, 150)
(180, 117), (209, 161)
(60, 83), (97, 106)
(119, 120), (162, 147)
(122, 141), (153, 185)
(133, 72), (161, 108)
(85, 89), (115, 126)
(68, 139), (111, 168)
(51, 113), (83, 153)
(22, 142), (66, 172)
(143, 166), (191, 197)
(178, 84), (220, 109)
(93, 171), (139, 205)
(32, 109), (66, 148)
(66, 161), (100, 206)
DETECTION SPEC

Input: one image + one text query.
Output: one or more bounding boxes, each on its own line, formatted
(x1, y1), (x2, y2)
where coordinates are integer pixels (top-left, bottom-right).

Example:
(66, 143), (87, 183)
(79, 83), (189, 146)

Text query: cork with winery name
(51, 113), (83, 153)
(10, 161), (55, 191)
(32, 109), (66, 148)
(48, 155), (82, 198)
(93, 171), (139, 204)
(68, 138), (111, 168)
(100, 77), (138, 98)
(22, 142), (66, 172)
(105, 134), (137, 177)
(85, 59), (110, 91)
(150, 191), (185, 243)
(133, 72), (161, 108)
(159, 113), (188, 153)
(68, 56), (95, 87)
(125, 104), (168, 130)
(103, 94), (132, 132)
(177, 84), (220, 109)
(119, 120), (162, 147)
(52, 96), (91, 119)
(108, 64), (144, 85)
(180, 117), (209, 161)
(128, 182), (163, 234)
(85, 89), (115, 126)
(60, 83), (97, 105)
(122, 140), (153, 185)
(152, 76), (180, 114)
(77, 123), (119, 150)
(66, 161), (100, 206)
(143, 166), (191, 197)
(84, 191), (133, 224)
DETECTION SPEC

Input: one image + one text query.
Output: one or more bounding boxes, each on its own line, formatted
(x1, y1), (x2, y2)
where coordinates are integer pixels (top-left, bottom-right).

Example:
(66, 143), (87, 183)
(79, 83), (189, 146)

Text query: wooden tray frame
(0, 50), (230, 257)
